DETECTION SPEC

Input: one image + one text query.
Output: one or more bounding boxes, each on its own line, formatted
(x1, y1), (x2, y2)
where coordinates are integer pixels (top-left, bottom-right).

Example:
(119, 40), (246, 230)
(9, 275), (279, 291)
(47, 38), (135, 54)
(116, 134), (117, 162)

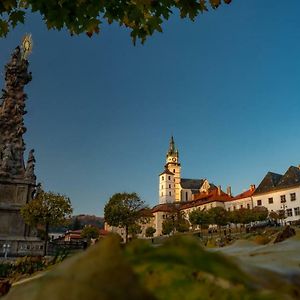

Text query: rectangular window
(294, 207), (300, 216)
(268, 197), (273, 204)
(286, 208), (293, 217)
(169, 191), (171, 196)
(257, 200), (262, 206)
(173, 169), (176, 173)
(247, 204), (250, 209)
(280, 195), (286, 203)
(290, 193), (296, 201)
(161, 185), (163, 189)
(169, 184), (171, 188)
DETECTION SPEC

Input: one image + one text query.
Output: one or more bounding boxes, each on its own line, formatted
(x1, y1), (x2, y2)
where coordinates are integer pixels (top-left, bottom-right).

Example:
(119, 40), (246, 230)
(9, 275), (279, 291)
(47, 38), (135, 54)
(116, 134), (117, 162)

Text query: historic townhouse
(252, 166), (300, 222)
(224, 185), (256, 211)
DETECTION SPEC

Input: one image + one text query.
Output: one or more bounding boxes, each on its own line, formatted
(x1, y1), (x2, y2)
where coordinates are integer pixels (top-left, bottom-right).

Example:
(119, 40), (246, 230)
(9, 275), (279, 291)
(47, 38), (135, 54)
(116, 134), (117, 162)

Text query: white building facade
(252, 167), (300, 223)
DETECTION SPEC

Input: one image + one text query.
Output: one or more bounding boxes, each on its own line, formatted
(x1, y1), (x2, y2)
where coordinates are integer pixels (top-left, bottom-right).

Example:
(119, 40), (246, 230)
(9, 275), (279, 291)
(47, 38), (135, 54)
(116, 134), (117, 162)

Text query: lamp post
(2, 243), (11, 259)
(280, 204), (287, 226)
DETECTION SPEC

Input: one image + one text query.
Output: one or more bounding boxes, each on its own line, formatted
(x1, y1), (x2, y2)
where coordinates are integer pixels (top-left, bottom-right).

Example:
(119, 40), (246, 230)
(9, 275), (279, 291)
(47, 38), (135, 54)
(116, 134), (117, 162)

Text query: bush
(14, 256), (45, 275)
(0, 263), (13, 278)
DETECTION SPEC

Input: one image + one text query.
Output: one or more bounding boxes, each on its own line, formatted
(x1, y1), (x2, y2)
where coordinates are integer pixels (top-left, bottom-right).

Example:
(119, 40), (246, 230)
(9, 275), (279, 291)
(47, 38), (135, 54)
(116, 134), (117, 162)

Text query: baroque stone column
(0, 39), (43, 256)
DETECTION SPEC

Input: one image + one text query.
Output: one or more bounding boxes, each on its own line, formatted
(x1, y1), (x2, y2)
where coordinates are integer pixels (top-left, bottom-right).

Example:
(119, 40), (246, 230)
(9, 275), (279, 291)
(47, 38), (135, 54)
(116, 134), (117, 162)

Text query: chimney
(250, 184), (255, 191)
(226, 186), (232, 197)
(217, 185), (221, 196)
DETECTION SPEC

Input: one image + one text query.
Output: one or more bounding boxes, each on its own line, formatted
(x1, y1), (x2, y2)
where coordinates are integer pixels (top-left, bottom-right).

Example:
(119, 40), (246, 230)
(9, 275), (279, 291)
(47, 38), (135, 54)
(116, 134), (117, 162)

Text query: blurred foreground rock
(4, 235), (155, 300)
(274, 226), (296, 243)
(4, 235), (299, 300)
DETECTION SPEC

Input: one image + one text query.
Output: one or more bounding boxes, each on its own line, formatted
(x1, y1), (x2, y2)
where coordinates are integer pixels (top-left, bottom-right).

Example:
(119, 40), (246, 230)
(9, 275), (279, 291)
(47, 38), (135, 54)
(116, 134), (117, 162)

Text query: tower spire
(167, 135), (176, 156)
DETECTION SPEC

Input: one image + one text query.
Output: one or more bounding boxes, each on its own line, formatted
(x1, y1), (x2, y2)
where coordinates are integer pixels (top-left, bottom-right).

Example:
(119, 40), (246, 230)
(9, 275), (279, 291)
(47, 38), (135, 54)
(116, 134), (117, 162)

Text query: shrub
(14, 256), (44, 275)
(0, 263), (13, 278)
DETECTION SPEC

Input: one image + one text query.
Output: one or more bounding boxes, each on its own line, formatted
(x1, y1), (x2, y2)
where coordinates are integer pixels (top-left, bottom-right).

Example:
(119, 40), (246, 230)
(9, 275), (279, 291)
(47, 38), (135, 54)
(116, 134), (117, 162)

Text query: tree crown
(0, 0), (232, 43)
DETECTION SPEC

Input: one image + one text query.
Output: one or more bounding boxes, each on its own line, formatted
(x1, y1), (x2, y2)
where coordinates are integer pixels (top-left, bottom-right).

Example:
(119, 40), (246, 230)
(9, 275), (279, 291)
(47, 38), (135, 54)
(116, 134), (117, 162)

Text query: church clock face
(172, 157), (176, 162)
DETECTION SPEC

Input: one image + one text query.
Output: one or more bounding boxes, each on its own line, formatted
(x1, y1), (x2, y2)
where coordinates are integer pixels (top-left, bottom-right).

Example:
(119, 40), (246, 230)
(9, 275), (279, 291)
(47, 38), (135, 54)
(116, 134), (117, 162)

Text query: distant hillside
(75, 214), (104, 229)
(50, 214), (104, 233)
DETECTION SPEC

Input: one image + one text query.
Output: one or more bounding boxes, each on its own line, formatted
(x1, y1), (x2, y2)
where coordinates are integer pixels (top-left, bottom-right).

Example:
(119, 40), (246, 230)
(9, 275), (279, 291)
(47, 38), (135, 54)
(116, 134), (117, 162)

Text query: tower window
(169, 192), (171, 196)
(169, 184), (171, 188)
(173, 169), (175, 173)
(161, 185), (163, 189)
(161, 192), (163, 196)
(168, 176), (171, 180)
(162, 176), (164, 181)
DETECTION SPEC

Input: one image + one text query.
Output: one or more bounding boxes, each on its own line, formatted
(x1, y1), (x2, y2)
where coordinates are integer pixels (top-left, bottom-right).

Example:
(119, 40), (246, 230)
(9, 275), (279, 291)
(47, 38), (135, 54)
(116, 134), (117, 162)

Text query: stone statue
(1, 143), (13, 172)
(25, 149), (36, 181)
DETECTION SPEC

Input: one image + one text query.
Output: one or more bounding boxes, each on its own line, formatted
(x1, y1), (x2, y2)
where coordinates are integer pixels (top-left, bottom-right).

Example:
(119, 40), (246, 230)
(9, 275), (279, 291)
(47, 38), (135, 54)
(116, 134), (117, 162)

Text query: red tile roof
(152, 203), (177, 213)
(180, 188), (233, 210)
(232, 187), (255, 200)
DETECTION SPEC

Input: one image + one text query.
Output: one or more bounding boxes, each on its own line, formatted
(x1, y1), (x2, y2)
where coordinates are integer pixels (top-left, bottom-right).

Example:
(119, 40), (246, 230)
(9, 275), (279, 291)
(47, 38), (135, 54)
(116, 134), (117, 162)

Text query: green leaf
(0, 19), (9, 37)
(9, 10), (25, 28)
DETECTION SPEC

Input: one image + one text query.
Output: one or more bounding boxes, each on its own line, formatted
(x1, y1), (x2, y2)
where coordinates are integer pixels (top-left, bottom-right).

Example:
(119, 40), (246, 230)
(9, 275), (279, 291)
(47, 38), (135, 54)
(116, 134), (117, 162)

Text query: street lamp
(280, 204), (287, 226)
(2, 243), (11, 259)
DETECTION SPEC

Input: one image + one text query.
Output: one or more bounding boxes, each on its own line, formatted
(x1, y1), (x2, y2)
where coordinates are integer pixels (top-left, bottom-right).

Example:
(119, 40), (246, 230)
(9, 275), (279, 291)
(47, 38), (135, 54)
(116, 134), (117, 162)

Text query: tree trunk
(44, 222), (49, 256)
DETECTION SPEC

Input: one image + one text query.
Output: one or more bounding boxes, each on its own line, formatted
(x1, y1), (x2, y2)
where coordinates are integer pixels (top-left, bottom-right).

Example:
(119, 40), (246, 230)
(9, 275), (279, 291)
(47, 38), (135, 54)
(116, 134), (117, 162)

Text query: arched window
(162, 176), (164, 181)
(169, 191), (171, 196)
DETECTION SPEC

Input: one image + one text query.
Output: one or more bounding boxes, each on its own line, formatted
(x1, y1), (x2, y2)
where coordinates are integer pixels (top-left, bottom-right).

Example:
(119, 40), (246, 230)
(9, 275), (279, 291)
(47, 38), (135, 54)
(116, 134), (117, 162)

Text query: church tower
(159, 136), (181, 204)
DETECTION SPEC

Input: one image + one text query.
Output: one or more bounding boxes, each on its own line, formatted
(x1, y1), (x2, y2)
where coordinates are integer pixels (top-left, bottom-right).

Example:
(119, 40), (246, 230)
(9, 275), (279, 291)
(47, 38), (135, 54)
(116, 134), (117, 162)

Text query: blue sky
(1, 1), (300, 215)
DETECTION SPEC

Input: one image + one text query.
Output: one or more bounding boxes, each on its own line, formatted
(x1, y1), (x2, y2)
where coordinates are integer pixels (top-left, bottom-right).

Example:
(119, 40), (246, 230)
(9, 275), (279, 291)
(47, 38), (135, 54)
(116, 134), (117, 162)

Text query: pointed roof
(248, 166), (300, 196)
(167, 135), (178, 157)
(276, 166), (300, 189)
(159, 167), (174, 176)
(253, 172), (283, 195)
(180, 178), (205, 190)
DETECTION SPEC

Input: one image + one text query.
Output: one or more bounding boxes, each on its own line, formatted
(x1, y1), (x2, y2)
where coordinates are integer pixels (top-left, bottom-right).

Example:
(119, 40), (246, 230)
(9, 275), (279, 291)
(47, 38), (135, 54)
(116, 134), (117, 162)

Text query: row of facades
(106, 137), (300, 239)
